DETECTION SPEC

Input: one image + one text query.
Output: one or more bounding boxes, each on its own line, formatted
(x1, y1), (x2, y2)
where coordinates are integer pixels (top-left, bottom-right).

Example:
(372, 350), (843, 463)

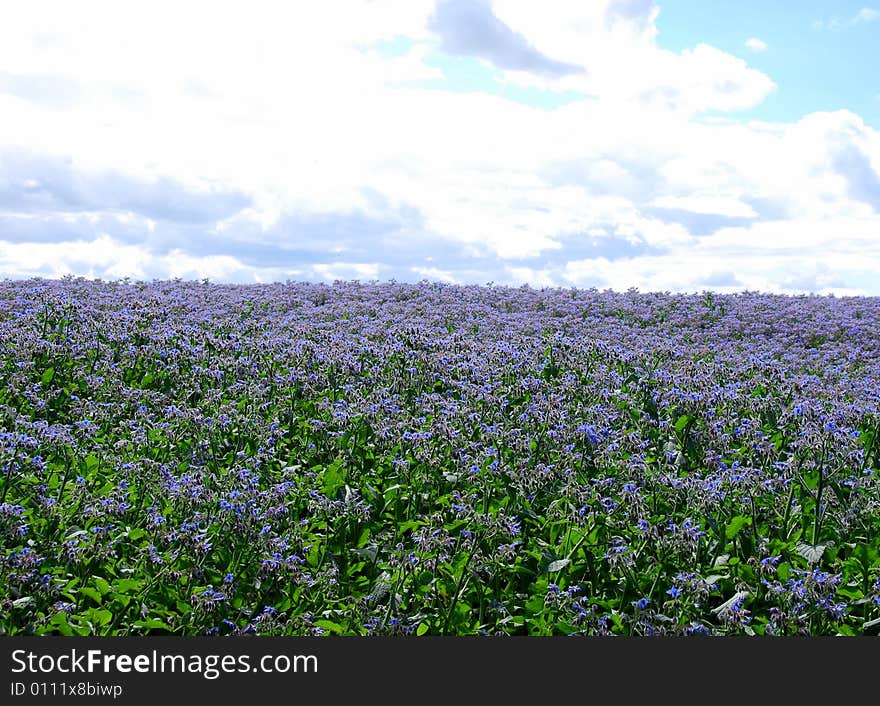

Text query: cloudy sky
(1, 0), (879, 293)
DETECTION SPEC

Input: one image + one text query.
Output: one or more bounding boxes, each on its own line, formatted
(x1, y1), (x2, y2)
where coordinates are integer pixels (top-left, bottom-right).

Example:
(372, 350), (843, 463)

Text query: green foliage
(2, 280), (880, 637)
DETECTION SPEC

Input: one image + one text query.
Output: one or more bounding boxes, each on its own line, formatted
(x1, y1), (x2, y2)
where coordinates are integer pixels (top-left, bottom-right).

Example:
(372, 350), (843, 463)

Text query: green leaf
(41, 367), (56, 385)
(351, 545), (379, 563)
(837, 587), (864, 601)
(416, 622), (430, 636)
(313, 619), (343, 634)
(853, 542), (879, 569)
(356, 527), (372, 548)
(133, 619), (172, 632)
(397, 518), (421, 534)
(94, 577), (111, 596)
(88, 608), (113, 627)
(525, 594), (546, 614)
(111, 593), (132, 608)
(51, 615), (74, 636)
(127, 528), (147, 541)
(79, 587), (102, 604)
(499, 615), (525, 627)
(306, 544), (322, 568)
(713, 554), (731, 568)
(546, 558), (571, 573)
(802, 470), (820, 492)
(112, 578), (143, 594)
(796, 542), (829, 565)
(725, 515), (752, 540)
(321, 458), (346, 497)
(674, 414), (691, 433)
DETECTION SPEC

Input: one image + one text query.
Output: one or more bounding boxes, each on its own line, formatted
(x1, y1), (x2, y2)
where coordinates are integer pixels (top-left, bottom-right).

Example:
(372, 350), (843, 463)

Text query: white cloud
(312, 262), (381, 282)
(0, 1), (878, 293)
(814, 6), (880, 30)
(648, 194), (759, 218)
(744, 37), (767, 52)
(410, 265), (461, 283)
(481, 3), (775, 114)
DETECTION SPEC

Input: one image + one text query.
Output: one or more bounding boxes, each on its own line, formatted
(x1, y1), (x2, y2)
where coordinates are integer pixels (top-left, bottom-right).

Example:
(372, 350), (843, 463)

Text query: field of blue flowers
(1, 277), (879, 635)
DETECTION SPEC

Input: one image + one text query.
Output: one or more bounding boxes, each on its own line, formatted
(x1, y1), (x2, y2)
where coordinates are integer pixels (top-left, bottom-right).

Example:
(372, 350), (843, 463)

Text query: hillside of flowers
(1, 276), (879, 636)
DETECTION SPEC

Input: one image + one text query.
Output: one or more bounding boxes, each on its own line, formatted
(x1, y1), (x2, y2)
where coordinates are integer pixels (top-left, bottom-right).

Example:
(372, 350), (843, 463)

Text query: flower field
(1, 276), (879, 636)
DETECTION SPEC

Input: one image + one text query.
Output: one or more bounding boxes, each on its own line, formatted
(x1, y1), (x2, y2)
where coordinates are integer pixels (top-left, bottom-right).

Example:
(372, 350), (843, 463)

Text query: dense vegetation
(1, 277), (879, 635)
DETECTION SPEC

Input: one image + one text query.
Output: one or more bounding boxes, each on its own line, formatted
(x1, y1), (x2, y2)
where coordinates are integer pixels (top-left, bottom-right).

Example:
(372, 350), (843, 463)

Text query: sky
(1, 0), (879, 294)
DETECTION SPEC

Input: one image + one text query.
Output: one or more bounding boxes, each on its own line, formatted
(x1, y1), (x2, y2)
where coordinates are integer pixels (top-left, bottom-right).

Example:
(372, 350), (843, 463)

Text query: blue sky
(655, 0), (880, 128)
(1, 0), (879, 294)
